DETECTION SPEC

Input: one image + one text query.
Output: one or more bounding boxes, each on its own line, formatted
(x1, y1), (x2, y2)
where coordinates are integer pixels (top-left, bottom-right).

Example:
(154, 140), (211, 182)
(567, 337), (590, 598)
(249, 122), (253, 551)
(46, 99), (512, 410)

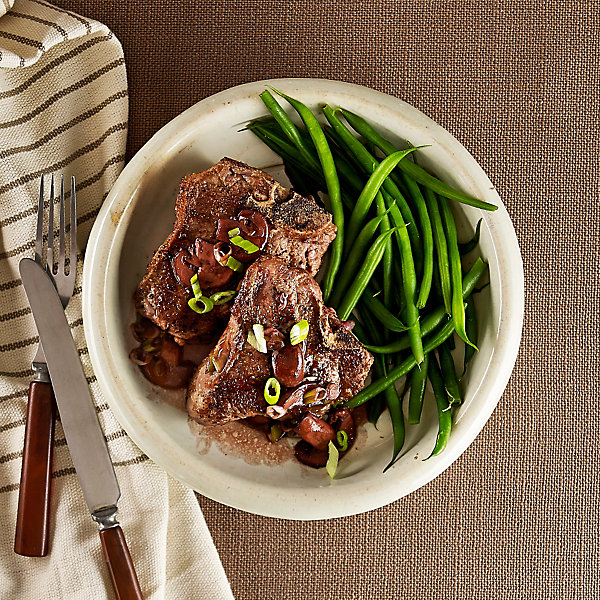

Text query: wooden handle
(14, 381), (55, 557)
(99, 526), (144, 600)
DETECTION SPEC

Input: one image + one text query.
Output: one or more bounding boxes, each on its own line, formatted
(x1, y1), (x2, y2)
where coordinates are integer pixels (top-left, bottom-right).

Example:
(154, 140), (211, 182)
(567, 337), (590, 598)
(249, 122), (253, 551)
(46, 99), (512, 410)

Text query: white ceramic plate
(83, 79), (524, 520)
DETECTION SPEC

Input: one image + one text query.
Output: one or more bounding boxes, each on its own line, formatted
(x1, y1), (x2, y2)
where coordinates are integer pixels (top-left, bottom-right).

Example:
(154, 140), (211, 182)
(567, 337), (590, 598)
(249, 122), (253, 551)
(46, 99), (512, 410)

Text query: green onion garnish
(209, 290), (237, 305)
(227, 227), (241, 238)
(303, 388), (319, 404)
(226, 256), (244, 272)
(269, 423), (283, 442)
(253, 324), (267, 353)
(247, 323), (268, 353)
(188, 296), (214, 315)
(336, 430), (349, 452)
(264, 377), (281, 405)
(141, 339), (157, 353)
(289, 319), (309, 345)
(188, 274), (214, 314)
(326, 440), (339, 479)
(229, 235), (260, 254)
(190, 273), (202, 298)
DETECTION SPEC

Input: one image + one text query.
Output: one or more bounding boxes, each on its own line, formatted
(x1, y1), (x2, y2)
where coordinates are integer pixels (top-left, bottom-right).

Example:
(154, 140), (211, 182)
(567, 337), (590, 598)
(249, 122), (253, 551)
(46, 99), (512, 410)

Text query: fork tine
(35, 175), (44, 265)
(58, 175), (65, 273)
(47, 175), (54, 274)
(70, 176), (77, 275)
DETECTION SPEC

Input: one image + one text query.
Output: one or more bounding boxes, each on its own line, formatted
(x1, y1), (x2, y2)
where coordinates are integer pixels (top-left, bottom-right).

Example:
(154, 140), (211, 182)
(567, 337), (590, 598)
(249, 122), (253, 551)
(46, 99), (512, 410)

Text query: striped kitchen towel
(0, 1), (234, 598)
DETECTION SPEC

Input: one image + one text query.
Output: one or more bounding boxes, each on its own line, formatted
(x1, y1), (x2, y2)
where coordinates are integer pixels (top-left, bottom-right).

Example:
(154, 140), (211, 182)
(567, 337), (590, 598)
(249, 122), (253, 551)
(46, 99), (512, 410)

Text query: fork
(14, 174), (77, 557)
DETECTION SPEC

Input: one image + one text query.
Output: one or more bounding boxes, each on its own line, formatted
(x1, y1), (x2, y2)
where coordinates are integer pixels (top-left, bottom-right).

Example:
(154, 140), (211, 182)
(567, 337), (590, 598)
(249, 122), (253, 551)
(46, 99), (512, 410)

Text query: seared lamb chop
(135, 158), (336, 343)
(187, 256), (373, 426)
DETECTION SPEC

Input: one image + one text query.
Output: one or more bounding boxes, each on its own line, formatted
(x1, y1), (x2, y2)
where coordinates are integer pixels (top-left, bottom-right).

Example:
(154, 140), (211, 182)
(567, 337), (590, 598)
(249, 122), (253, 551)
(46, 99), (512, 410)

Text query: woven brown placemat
(55, 1), (600, 598)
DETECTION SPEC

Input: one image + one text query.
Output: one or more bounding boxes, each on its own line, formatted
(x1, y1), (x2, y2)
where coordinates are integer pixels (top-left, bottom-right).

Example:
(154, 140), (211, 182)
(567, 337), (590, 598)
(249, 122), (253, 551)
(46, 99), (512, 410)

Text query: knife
(20, 258), (143, 600)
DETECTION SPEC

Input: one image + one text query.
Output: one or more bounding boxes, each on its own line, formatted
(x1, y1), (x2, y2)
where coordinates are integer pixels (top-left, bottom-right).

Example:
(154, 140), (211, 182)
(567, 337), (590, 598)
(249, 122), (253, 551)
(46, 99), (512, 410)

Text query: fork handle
(14, 381), (55, 557)
(100, 526), (144, 600)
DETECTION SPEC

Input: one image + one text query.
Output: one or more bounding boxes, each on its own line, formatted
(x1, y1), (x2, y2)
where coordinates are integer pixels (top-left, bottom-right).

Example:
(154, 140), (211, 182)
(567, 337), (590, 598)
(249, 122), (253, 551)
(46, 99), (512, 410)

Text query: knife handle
(14, 381), (56, 557)
(99, 526), (144, 600)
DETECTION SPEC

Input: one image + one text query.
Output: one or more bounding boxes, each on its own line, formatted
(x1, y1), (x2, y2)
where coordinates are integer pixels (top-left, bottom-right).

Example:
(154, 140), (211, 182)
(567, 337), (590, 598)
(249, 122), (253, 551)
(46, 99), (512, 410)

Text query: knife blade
(20, 258), (143, 599)
(20, 258), (120, 514)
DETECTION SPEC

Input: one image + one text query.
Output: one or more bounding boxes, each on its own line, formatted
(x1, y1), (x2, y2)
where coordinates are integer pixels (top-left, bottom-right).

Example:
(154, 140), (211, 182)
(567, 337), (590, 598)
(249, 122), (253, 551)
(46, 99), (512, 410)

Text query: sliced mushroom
(272, 344), (305, 388)
(295, 414), (336, 451)
(266, 405), (287, 419)
(263, 326), (286, 351)
(294, 440), (328, 468)
(236, 209), (269, 249)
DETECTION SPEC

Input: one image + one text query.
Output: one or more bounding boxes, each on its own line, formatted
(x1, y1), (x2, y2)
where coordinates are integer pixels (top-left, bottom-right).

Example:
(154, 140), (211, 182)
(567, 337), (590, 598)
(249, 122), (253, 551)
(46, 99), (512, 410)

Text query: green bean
(284, 162), (317, 197)
(338, 109), (498, 212)
(270, 89), (344, 302)
(290, 120), (367, 196)
(425, 353), (452, 458)
(424, 188), (452, 315)
(323, 124), (365, 174)
(367, 394), (386, 426)
(360, 288), (408, 332)
(346, 148), (420, 245)
(408, 353), (430, 425)
(354, 308), (389, 429)
(437, 341), (462, 405)
(346, 317), (458, 408)
(247, 124), (324, 188)
(462, 295), (478, 377)
(439, 196), (476, 349)
(379, 190), (424, 365)
(392, 258), (405, 313)
(375, 192), (393, 307)
(259, 91), (321, 172)
(362, 320), (406, 471)
(362, 258), (487, 354)
(382, 371), (405, 472)
(402, 176), (433, 309)
(329, 210), (394, 308)
(251, 118), (365, 205)
(446, 331), (456, 351)
(458, 218), (483, 255)
(247, 121), (303, 157)
(337, 228), (397, 321)
(356, 297), (383, 345)
(322, 106), (422, 261)
(350, 319), (369, 344)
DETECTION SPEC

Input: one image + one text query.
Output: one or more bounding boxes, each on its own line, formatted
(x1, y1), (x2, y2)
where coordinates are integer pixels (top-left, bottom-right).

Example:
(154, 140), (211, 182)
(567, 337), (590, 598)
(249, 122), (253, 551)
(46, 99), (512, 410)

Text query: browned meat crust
(186, 256), (374, 424)
(135, 158), (336, 342)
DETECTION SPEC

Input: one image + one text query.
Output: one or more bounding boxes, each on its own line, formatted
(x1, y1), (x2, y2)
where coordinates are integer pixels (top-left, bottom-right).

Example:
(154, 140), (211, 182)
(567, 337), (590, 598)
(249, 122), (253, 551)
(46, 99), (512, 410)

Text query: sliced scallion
(190, 273), (202, 298)
(226, 256), (244, 272)
(289, 319), (309, 345)
(264, 377), (281, 405)
(326, 440), (339, 479)
(247, 323), (268, 353)
(253, 324), (267, 353)
(141, 339), (157, 353)
(227, 227), (241, 238)
(210, 290), (237, 305)
(303, 388), (324, 404)
(229, 235), (259, 254)
(188, 296), (214, 315)
(336, 430), (349, 452)
(269, 423), (283, 442)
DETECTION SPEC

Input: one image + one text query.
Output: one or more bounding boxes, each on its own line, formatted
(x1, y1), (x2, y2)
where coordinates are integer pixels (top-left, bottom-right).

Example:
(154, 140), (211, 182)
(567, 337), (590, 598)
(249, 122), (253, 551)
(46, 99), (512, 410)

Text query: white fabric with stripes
(0, 1), (234, 598)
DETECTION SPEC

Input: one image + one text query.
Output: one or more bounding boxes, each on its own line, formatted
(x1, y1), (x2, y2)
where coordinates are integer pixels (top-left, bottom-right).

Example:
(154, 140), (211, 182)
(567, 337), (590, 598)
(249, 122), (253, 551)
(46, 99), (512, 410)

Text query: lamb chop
(187, 257), (374, 453)
(135, 158), (336, 343)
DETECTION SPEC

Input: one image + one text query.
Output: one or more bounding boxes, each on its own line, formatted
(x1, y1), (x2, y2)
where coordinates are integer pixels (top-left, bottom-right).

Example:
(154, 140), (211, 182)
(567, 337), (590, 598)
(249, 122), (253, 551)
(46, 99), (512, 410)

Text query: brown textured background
(54, 1), (600, 598)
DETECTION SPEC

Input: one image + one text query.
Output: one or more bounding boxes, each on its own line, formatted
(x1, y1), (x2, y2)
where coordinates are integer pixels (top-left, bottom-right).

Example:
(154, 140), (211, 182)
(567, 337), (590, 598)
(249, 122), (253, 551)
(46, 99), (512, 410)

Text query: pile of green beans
(247, 90), (495, 470)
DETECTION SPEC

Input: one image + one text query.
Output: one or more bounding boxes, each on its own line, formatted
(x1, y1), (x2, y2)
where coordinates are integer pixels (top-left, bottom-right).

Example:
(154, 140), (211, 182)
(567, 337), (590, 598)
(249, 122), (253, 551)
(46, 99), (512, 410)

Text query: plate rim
(83, 77), (524, 520)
